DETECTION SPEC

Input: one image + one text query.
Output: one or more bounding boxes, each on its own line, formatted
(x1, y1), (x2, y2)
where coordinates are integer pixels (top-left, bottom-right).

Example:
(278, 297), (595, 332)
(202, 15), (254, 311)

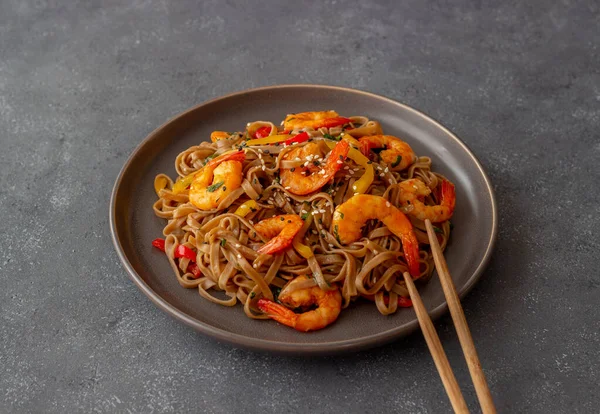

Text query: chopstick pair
(402, 219), (496, 414)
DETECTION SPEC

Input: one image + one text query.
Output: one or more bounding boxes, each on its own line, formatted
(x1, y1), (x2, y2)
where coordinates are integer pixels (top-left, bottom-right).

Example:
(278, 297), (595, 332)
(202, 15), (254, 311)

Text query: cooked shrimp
(358, 135), (416, 171)
(253, 214), (304, 255)
(210, 131), (229, 143)
(331, 194), (421, 277)
(398, 178), (456, 223)
(189, 151), (245, 210)
(257, 275), (342, 331)
(283, 110), (349, 131)
(280, 140), (349, 195)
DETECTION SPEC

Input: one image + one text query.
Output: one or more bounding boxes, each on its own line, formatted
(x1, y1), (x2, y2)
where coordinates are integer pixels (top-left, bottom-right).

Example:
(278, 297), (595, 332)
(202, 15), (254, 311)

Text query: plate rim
(109, 84), (498, 355)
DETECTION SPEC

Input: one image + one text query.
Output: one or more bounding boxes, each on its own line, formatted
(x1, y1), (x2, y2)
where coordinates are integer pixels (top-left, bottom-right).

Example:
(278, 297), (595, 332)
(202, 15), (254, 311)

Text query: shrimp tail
(257, 298), (298, 328)
(439, 179), (456, 219)
(402, 231), (421, 278)
(257, 238), (291, 255)
(206, 150), (245, 168)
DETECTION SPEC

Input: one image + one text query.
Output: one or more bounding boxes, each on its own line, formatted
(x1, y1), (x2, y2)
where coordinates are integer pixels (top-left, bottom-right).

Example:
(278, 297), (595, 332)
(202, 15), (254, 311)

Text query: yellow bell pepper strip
(292, 212), (314, 259)
(245, 134), (291, 146)
(234, 200), (258, 218)
(154, 176), (168, 195)
(324, 138), (374, 194)
(172, 173), (195, 194)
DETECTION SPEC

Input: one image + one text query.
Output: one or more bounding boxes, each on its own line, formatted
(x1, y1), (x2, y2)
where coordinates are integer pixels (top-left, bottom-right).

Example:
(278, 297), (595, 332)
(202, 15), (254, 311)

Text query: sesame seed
(295, 157), (301, 161)
(388, 179), (393, 184)
(311, 211), (318, 215)
(285, 186), (291, 190)
(328, 244), (334, 248)
(376, 166), (382, 171)
(237, 254), (242, 259)
(336, 160), (343, 164)
(344, 166), (350, 170)
(249, 220), (254, 224)
(261, 166), (266, 171)
(267, 200), (273, 205)
(253, 263), (258, 268)
(258, 148), (263, 153)
(318, 169), (326, 175)
(352, 185), (357, 190)
(384, 167), (389, 173)
(386, 201), (391, 208)
(312, 230), (318, 234)
(379, 173), (385, 177)
(301, 209), (307, 214)
(235, 243), (241, 248)
(354, 192), (359, 196)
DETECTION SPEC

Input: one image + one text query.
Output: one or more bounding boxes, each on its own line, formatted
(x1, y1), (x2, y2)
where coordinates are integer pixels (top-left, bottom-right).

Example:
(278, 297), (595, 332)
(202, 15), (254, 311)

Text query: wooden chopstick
(402, 271), (469, 413)
(424, 219), (497, 414)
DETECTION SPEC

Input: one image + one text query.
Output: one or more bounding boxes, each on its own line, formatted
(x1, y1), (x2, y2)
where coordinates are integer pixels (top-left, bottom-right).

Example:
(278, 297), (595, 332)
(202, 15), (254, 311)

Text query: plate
(110, 85), (497, 355)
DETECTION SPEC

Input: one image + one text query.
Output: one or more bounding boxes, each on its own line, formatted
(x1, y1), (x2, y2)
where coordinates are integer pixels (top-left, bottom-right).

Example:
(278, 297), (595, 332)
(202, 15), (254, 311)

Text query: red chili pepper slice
(174, 245), (196, 261)
(283, 131), (310, 146)
(152, 238), (166, 252)
(187, 263), (202, 278)
(254, 126), (272, 139)
(397, 296), (413, 308)
(316, 117), (352, 129)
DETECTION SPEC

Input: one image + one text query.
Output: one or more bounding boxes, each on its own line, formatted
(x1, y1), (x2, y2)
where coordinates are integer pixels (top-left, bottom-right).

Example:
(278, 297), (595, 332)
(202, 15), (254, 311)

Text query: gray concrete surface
(1, 0), (599, 412)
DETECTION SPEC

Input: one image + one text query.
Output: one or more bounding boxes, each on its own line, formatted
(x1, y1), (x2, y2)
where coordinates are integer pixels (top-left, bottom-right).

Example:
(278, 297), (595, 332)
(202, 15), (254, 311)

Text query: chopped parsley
(250, 292), (256, 299)
(391, 155), (403, 168)
(220, 239), (226, 247)
(333, 224), (341, 243)
(207, 181), (225, 192)
(301, 213), (309, 220)
(323, 133), (341, 141)
(339, 212), (344, 219)
(433, 226), (444, 234)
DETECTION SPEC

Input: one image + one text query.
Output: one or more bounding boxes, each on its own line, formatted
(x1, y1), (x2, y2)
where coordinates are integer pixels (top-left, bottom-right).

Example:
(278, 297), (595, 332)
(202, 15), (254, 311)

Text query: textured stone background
(1, 0), (599, 412)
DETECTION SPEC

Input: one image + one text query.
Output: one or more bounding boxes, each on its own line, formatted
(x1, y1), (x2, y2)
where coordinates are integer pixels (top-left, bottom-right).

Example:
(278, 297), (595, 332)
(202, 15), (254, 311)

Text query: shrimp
(398, 178), (456, 223)
(331, 194), (421, 277)
(280, 140), (349, 195)
(253, 214), (304, 255)
(189, 151), (245, 210)
(210, 131), (229, 142)
(358, 135), (417, 171)
(257, 275), (342, 332)
(283, 110), (349, 131)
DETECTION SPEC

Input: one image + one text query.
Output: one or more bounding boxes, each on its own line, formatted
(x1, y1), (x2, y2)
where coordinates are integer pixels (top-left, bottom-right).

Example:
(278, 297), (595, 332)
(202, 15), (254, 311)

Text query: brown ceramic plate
(110, 85), (497, 355)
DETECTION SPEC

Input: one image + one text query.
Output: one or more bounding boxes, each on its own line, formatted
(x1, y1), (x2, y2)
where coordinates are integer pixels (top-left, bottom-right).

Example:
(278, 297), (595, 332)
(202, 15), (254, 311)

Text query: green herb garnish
(207, 181), (225, 192)
(391, 155), (402, 168)
(433, 226), (444, 234)
(220, 239), (226, 247)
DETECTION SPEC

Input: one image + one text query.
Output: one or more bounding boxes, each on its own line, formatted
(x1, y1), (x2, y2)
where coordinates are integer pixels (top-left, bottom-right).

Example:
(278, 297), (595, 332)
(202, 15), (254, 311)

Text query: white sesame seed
(237, 254), (242, 259)
(384, 167), (389, 173)
(336, 160), (343, 164)
(235, 243), (241, 248)
(328, 243), (334, 248)
(343, 166), (350, 170)
(267, 200), (273, 204)
(319, 209), (326, 213)
(388, 179), (393, 184)
(249, 220), (254, 224)
(312, 229), (318, 234)
(292, 141), (298, 145)
(258, 148), (263, 153)
(295, 157), (301, 161)
(311, 211), (318, 215)
(354, 192), (359, 196)
(318, 169), (326, 175)
(352, 185), (357, 190)
(285, 186), (291, 190)
(253, 263), (258, 268)
(376, 166), (382, 171)
(261, 166), (266, 171)
(301, 209), (307, 214)
(283, 143), (288, 148)
(379, 173), (385, 177)
(303, 162), (309, 167)
(386, 201), (391, 208)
